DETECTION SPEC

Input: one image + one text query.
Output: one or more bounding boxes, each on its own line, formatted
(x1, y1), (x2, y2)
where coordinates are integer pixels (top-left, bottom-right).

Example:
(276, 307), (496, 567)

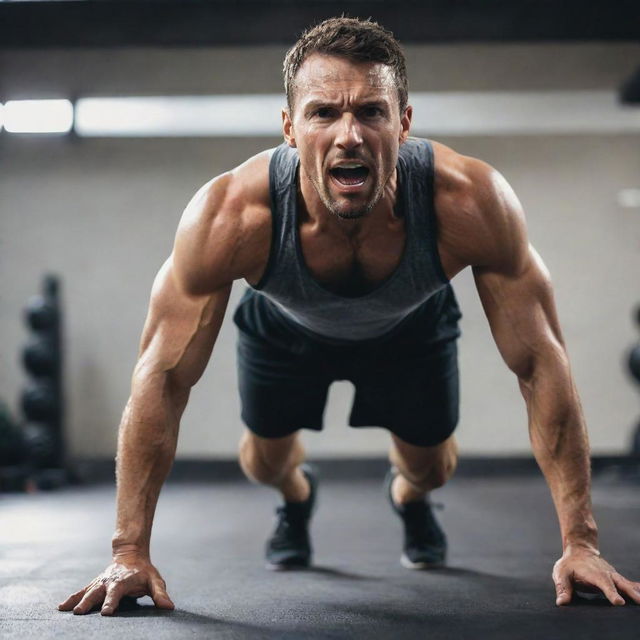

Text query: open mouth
(329, 164), (370, 187)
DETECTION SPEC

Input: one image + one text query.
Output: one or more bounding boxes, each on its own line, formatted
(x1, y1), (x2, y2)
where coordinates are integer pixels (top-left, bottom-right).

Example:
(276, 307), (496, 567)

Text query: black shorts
(233, 286), (462, 448)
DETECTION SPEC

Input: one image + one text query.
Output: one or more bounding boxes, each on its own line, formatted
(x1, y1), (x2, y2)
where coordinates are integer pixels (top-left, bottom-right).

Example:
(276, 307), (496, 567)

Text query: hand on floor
(553, 546), (640, 606)
(57, 553), (175, 616)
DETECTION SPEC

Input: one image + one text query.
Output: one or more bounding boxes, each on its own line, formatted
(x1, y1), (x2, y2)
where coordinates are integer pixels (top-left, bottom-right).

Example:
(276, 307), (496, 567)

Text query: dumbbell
(22, 337), (59, 377)
(25, 296), (58, 331)
(21, 381), (59, 422)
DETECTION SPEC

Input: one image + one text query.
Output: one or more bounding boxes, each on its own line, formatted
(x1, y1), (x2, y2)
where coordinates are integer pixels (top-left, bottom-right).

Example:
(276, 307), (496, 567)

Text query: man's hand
(57, 553), (175, 616)
(553, 546), (640, 606)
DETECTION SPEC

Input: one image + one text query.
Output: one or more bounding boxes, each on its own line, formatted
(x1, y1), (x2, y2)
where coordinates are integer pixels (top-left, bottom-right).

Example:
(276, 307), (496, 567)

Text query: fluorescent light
(75, 95), (285, 137)
(3, 99), (73, 134)
(409, 91), (640, 135)
(0, 102), (3, 132)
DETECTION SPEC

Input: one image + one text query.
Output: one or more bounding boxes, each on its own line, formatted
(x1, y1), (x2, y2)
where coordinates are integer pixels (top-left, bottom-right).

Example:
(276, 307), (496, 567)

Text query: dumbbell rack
(21, 275), (68, 490)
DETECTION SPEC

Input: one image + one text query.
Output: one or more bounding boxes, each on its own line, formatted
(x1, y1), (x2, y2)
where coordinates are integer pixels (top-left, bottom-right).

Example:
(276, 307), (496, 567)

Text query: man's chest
(298, 219), (406, 296)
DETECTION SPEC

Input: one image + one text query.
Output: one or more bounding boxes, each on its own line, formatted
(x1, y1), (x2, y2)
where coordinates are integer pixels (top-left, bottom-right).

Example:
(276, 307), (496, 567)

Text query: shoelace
(273, 506), (308, 538)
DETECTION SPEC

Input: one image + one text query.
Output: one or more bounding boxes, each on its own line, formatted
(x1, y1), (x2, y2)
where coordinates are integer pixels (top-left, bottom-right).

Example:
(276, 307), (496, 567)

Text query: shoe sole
(400, 553), (445, 570)
(265, 560), (311, 571)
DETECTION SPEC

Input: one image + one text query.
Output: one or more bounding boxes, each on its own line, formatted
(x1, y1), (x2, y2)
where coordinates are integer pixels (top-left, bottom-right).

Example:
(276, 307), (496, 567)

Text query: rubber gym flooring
(1, 470), (639, 639)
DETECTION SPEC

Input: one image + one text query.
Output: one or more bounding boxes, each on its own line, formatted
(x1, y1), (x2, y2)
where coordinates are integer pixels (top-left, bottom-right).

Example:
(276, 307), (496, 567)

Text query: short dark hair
(283, 17), (408, 114)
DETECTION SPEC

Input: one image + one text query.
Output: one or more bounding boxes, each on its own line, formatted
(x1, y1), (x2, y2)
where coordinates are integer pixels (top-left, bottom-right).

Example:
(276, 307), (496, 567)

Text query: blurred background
(1, 0), (639, 485)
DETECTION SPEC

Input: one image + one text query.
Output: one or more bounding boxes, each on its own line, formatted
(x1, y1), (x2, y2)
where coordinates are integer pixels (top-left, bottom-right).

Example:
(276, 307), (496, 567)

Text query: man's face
(283, 54), (412, 220)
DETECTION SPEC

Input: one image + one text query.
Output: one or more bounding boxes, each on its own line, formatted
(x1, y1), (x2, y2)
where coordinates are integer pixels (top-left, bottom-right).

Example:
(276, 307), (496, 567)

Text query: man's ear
(399, 105), (412, 144)
(282, 108), (296, 148)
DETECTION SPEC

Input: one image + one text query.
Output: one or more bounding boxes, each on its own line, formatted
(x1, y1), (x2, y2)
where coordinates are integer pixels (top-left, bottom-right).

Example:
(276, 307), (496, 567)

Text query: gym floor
(2, 469), (639, 639)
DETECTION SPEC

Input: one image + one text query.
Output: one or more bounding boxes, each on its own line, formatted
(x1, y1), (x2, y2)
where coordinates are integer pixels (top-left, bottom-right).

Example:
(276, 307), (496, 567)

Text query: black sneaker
(384, 467), (447, 569)
(265, 465), (317, 570)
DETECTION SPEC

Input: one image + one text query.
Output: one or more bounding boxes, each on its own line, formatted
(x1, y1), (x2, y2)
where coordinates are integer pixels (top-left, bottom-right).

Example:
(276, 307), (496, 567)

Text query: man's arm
(58, 153), (271, 616)
(58, 257), (231, 615)
(111, 260), (231, 560)
(466, 162), (640, 606)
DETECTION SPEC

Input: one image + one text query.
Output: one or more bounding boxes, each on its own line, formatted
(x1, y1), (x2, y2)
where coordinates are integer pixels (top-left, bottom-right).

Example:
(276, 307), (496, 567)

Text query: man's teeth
(330, 164), (369, 186)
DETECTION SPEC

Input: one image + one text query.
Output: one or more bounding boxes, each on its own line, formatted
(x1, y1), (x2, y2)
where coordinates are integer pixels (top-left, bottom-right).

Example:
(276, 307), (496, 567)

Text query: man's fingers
(554, 571), (573, 606)
(58, 588), (86, 611)
(59, 564), (174, 616)
(595, 575), (625, 606)
(150, 579), (175, 610)
(100, 583), (127, 616)
(613, 574), (640, 605)
(73, 585), (106, 615)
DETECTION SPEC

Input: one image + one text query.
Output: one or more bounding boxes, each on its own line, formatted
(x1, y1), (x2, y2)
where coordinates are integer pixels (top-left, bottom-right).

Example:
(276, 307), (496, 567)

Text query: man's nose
(335, 113), (363, 151)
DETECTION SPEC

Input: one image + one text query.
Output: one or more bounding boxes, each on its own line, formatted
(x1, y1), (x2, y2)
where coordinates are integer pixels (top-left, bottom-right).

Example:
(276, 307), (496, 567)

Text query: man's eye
(315, 107), (334, 118)
(361, 106), (383, 118)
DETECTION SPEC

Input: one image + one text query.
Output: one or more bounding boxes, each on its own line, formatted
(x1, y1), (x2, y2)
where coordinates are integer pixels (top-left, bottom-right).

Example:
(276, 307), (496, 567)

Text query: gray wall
(1, 43), (639, 459)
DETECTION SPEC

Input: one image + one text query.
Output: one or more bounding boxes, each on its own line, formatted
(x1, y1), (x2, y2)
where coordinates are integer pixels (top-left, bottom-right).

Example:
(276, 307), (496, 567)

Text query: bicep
(136, 257), (231, 390)
(473, 246), (566, 381)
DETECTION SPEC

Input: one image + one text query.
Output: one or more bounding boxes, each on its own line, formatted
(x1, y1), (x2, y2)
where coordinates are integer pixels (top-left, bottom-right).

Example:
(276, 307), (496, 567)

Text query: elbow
(130, 358), (188, 411)
(507, 344), (540, 387)
(510, 354), (535, 386)
(510, 339), (570, 388)
(166, 371), (193, 412)
(131, 356), (167, 394)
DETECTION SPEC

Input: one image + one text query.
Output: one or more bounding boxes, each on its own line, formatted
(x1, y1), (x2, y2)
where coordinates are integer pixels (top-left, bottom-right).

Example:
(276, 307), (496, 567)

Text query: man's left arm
(469, 167), (640, 607)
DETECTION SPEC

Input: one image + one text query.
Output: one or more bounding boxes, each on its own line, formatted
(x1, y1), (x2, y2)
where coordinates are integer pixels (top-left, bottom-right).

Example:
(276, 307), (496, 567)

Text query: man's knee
(238, 429), (302, 486)
(421, 453), (457, 490)
(391, 435), (458, 491)
(401, 460), (454, 491)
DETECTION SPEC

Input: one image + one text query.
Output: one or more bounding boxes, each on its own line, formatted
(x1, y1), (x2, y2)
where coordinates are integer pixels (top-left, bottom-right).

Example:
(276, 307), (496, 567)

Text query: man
(59, 17), (640, 616)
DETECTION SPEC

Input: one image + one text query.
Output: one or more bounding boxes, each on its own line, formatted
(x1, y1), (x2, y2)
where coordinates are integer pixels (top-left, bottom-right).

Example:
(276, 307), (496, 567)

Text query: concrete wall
(1, 43), (639, 459)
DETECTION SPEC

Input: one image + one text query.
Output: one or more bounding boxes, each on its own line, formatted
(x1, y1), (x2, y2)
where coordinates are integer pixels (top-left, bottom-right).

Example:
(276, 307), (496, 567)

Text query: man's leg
(388, 432), (458, 504)
(238, 429), (310, 502)
(233, 292), (330, 567)
(239, 429), (317, 568)
(386, 433), (457, 568)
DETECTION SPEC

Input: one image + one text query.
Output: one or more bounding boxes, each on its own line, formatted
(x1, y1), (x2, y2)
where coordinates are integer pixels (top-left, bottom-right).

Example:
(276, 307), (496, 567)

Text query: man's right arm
(109, 262), (232, 616)
(58, 152), (271, 616)
(111, 260), (232, 560)
(59, 240), (232, 616)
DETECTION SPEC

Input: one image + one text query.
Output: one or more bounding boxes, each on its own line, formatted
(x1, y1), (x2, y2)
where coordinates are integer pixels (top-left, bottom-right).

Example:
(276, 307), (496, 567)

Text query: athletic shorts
(233, 286), (462, 448)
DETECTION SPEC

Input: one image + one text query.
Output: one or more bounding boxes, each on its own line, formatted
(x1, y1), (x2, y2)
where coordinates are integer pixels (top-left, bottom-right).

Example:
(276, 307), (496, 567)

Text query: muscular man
(59, 17), (640, 616)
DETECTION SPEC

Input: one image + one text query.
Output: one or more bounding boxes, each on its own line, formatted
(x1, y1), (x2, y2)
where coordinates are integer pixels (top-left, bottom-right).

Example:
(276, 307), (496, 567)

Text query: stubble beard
(312, 174), (387, 221)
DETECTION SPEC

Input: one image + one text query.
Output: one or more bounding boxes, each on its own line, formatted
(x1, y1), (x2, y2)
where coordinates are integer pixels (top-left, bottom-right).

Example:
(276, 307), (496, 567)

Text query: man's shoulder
(172, 149), (274, 294)
(197, 148), (273, 221)
(404, 137), (498, 219)
(431, 140), (495, 211)
(430, 140), (527, 273)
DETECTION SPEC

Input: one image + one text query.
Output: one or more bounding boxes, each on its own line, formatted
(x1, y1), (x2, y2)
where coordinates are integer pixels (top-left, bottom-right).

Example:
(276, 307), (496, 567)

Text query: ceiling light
(3, 99), (73, 134)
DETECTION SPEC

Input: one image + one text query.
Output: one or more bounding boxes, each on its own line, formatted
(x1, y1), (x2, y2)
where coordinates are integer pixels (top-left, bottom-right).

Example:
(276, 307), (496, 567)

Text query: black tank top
(247, 137), (460, 342)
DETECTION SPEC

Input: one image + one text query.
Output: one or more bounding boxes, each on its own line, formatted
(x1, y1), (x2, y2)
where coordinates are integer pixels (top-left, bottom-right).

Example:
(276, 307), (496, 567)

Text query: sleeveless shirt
(247, 137), (456, 342)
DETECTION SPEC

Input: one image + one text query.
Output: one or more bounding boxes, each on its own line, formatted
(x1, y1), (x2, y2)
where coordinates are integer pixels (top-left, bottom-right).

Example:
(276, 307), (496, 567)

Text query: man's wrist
(111, 541), (150, 560)
(563, 540), (599, 554)
(562, 523), (598, 553)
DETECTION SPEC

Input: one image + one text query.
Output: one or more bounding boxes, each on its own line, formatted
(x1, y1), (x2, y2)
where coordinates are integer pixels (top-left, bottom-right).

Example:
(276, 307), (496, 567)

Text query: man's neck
(297, 165), (400, 240)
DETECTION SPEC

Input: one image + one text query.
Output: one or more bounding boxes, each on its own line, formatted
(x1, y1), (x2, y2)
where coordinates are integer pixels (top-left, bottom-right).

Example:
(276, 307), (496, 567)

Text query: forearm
(519, 350), (598, 551)
(111, 371), (190, 559)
